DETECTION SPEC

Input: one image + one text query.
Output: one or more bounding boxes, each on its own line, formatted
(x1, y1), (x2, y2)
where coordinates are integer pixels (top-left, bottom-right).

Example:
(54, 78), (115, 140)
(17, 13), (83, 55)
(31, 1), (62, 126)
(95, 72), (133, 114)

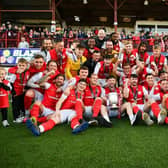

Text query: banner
(0, 48), (40, 65)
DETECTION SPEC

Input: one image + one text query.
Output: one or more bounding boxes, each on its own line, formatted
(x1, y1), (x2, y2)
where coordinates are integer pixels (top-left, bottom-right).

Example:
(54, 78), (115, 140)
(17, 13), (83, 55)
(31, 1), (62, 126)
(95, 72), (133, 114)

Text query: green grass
(1, 112), (168, 168)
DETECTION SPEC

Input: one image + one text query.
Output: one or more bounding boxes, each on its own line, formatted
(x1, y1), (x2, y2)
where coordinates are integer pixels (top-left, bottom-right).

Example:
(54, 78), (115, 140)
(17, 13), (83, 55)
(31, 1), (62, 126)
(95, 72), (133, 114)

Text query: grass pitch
(1, 114), (168, 168)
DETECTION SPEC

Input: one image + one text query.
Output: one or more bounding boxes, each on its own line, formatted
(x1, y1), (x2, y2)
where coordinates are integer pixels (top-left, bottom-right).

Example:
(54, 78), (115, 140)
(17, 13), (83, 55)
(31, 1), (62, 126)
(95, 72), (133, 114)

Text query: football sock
(75, 100), (83, 120)
(133, 106), (139, 114)
(92, 98), (102, 117)
(37, 116), (47, 123)
(151, 102), (160, 118)
(30, 104), (40, 120)
(24, 95), (33, 110)
(40, 119), (56, 132)
(165, 117), (168, 124)
(70, 117), (80, 129)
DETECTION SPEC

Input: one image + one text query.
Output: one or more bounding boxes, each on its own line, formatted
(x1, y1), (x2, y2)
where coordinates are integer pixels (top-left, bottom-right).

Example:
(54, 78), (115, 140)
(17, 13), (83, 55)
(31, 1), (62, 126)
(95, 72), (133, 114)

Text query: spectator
(18, 36), (29, 48)
(95, 29), (107, 49)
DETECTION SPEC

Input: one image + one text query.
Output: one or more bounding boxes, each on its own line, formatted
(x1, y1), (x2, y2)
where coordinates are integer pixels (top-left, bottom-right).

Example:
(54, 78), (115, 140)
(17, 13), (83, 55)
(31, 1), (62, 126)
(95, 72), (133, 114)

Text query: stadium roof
(1, 0), (168, 27)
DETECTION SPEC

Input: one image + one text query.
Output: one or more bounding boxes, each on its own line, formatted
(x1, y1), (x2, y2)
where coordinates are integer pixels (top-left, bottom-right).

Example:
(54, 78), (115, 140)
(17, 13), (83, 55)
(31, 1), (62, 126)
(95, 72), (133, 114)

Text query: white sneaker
(142, 112), (154, 126)
(2, 120), (10, 127)
(13, 117), (23, 123)
(158, 109), (167, 125)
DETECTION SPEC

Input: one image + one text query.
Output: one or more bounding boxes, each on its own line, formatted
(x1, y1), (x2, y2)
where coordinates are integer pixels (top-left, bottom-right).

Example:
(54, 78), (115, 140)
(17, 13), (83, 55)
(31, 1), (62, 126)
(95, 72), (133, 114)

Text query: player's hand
(48, 70), (55, 75)
(16, 69), (24, 74)
(56, 88), (62, 92)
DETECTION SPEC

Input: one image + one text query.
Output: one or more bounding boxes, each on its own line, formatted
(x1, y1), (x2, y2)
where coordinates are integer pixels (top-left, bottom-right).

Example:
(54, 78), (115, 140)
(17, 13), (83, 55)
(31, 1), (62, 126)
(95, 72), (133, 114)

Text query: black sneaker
(131, 110), (141, 126)
(97, 116), (112, 128)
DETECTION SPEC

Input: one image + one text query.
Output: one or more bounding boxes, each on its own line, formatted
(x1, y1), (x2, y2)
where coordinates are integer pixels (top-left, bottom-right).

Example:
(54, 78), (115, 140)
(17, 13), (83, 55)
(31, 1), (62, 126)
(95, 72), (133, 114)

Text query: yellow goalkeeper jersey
(65, 56), (87, 79)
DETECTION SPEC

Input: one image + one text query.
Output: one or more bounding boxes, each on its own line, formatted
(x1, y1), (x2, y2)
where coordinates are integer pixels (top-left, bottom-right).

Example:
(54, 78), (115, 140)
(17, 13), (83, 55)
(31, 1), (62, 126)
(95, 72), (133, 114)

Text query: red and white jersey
(0, 80), (11, 108)
(148, 38), (155, 46)
(138, 67), (153, 85)
(40, 50), (51, 63)
(42, 83), (63, 111)
(28, 63), (46, 78)
(119, 71), (132, 86)
(49, 48), (68, 74)
(47, 70), (60, 84)
(104, 86), (121, 106)
(94, 61), (113, 79)
(113, 41), (124, 53)
(27, 72), (45, 94)
(126, 85), (145, 104)
(67, 76), (90, 87)
(136, 51), (150, 66)
(105, 86), (120, 94)
(8, 66), (30, 95)
(152, 85), (166, 104)
(61, 89), (78, 110)
(149, 54), (167, 72)
(113, 43), (120, 53)
(83, 85), (104, 106)
(119, 49), (138, 67)
(83, 47), (100, 59)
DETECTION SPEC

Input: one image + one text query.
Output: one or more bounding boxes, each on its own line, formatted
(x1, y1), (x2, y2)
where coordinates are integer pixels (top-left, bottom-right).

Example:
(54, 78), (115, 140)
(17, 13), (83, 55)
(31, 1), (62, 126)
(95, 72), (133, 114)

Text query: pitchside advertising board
(0, 48), (168, 66)
(0, 48), (40, 66)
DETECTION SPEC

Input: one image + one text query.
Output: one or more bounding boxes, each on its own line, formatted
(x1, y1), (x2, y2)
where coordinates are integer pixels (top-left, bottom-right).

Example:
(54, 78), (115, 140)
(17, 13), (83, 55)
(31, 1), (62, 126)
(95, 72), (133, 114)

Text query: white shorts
(137, 104), (144, 111)
(42, 106), (55, 117)
(60, 109), (76, 123)
(34, 90), (43, 101)
(84, 106), (93, 118)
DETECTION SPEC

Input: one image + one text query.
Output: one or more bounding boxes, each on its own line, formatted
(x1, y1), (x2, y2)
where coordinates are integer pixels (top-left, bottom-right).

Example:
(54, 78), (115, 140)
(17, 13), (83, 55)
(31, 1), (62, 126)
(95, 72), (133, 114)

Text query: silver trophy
(108, 92), (118, 109)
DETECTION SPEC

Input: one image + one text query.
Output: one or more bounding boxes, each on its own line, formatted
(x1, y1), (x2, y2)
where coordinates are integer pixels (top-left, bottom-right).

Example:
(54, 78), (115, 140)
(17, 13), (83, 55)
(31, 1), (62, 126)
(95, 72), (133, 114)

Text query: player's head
(104, 54), (112, 66)
(54, 39), (64, 53)
(47, 60), (57, 72)
(160, 79), (168, 92)
(70, 40), (80, 50)
(124, 40), (133, 54)
(111, 32), (119, 44)
(105, 40), (113, 50)
(138, 42), (147, 53)
(0, 67), (6, 81)
(17, 58), (28, 72)
(130, 74), (138, 86)
(55, 74), (65, 87)
(79, 66), (89, 79)
(90, 73), (98, 85)
(153, 44), (161, 57)
(107, 75), (116, 87)
(159, 70), (168, 81)
(42, 38), (53, 51)
(75, 44), (85, 58)
(145, 73), (154, 86)
(77, 79), (87, 92)
(92, 50), (101, 62)
(88, 38), (96, 49)
(33, 54), (45, 69)
(138, 58), (145, 69)
(123, 62), (131, 75)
